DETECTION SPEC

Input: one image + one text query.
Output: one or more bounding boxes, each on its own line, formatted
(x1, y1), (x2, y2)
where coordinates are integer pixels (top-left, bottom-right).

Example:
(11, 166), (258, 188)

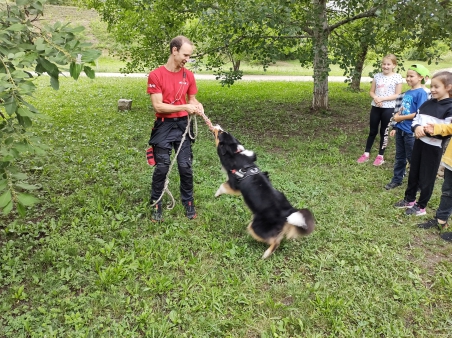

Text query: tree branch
(328, 7), (378, 32)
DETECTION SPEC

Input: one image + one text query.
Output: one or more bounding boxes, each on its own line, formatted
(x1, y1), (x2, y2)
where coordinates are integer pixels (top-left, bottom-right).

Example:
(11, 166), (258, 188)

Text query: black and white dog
(213, 125), (315, 259)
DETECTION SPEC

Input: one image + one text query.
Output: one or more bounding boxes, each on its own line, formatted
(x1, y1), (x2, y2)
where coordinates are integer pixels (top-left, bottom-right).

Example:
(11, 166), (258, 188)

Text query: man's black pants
(150, 123), (194, 205)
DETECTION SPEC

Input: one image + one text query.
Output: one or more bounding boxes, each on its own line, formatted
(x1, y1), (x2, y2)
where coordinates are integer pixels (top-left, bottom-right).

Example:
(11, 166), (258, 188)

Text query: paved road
(91, 72), (373, 83)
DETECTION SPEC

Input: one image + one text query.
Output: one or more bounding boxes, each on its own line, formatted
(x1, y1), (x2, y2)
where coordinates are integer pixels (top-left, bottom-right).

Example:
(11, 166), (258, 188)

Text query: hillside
(42, 5), (109, 48)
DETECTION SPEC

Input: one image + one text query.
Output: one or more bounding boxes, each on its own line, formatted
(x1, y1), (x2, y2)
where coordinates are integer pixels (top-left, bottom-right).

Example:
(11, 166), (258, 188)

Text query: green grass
(1, 78), (452, 337)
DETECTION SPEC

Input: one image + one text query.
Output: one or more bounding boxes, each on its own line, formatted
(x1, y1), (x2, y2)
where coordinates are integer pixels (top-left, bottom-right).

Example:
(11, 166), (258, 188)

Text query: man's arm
(187, 94), (203, 115)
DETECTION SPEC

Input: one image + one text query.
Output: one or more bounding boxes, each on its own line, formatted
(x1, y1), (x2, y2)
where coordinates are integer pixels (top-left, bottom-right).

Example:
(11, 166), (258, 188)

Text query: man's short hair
(170, 36), (193, 53)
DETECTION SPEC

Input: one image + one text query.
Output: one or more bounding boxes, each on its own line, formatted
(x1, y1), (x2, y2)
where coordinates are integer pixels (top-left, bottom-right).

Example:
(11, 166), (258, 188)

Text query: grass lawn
(1, 77), (452, 337)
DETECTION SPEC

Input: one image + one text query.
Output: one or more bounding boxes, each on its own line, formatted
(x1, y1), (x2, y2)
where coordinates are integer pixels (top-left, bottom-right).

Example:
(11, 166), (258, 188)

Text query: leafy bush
(0, 0), (100, 216)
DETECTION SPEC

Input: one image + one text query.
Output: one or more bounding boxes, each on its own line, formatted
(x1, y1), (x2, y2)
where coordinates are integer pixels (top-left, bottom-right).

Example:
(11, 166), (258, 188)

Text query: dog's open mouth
(213, 124), (224, 146)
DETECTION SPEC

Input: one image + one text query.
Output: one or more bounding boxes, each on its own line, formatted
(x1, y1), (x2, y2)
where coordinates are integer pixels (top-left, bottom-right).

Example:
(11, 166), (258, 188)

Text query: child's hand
(374, 97), (383, 107)
(415, 126), (426, 138)
(424, 124), (434, 135)
(390, 130), (396, 137)
(393, 113), (402, 122)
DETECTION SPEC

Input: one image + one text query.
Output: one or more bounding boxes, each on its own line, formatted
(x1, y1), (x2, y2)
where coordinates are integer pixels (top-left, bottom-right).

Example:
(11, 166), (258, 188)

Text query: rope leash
(150, 108), (214, 209)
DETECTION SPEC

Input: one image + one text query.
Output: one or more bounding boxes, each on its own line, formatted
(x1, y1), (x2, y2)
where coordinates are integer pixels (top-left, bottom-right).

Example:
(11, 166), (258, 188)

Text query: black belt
(157, 116), (188, 122)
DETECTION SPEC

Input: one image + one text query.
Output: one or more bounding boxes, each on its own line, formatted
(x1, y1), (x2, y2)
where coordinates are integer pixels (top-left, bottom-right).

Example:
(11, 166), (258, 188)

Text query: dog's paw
(215, 185), (224, 197)
(262, 248), (273, 259)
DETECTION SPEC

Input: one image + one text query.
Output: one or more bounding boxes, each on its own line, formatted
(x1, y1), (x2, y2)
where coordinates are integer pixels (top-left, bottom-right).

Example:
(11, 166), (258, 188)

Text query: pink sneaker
(373, 155), (384, 166)
(357, 153), (369, 163)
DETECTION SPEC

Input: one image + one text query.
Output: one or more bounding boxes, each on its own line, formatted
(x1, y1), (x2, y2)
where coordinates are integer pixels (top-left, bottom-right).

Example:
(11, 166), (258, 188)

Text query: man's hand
(185, 104), (200, 115)
(390, 129), (396, 137)
(414, 126), (426, 139)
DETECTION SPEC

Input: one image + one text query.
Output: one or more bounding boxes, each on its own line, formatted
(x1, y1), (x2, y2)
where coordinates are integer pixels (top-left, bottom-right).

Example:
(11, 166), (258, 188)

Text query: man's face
(173, 43), (193, 69)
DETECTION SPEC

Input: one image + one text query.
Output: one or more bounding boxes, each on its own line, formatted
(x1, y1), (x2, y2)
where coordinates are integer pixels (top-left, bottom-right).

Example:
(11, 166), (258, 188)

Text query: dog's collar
(231, 166), (260, 181)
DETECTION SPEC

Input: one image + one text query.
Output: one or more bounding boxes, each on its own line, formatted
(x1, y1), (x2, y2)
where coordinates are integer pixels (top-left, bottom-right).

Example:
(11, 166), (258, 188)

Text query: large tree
(330, 0), (452, 91)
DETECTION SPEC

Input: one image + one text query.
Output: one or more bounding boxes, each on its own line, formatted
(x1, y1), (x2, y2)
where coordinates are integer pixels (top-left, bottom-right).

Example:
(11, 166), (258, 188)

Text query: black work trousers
(149, 119), (194, 204)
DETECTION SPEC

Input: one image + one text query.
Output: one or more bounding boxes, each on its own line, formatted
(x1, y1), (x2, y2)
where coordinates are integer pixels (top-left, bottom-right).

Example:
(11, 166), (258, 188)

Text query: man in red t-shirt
(147, 35), (203, 222)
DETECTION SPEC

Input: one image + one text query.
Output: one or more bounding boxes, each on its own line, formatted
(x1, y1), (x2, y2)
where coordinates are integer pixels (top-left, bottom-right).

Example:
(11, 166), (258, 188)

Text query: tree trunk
(350, 39), (369, 91)
(311, 0), (329, 111)
(232, 59), (241, 72)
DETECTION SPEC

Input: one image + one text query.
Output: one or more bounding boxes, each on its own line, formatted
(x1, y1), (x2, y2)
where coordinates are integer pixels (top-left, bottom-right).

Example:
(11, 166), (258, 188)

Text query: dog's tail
(285, 209), (315, 239)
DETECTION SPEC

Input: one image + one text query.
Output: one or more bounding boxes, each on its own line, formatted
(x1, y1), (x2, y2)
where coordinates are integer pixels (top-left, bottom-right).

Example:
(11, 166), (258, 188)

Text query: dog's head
(213, 125), (256, 160)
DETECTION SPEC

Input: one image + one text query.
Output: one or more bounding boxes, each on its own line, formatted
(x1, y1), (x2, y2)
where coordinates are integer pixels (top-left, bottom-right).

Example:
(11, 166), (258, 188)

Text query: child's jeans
(436, 167), (452, 221)
(391, 128), (415, 184)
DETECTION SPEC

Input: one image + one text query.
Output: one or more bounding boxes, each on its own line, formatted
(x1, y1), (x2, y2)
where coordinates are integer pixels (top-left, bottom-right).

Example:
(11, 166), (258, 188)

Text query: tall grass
(0, 77), (451, 337)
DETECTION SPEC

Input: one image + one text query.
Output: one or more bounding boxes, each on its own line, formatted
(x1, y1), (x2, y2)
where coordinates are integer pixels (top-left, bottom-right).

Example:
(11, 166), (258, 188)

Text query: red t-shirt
(147, 66), (198, 118)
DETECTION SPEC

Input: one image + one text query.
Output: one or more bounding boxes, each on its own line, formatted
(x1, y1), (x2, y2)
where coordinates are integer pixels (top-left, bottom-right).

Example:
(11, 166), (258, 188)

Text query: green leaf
(12, 142), (32, 153)
(31, 1), (43, 11)
(15, 183), (40, 190)
(16, 192), (39, 207)
(11, 69), (28, 79)
(69, 62), (83, 80)
(6, 23), (26, 32)
(37, 57), (59, 78)
(83, 66), (95, 79)
(0, 190), (12, 208)
(11, 173), (27, 180)
(0, 179), (8, 192)
(35, 62), (46, 73)
(17, 107), (35, 118)
(17, 202), (26, 217)
(81, 50), (101, 63)
(2, 200), (13, 215)
(69, 26), (85, 33)
(4, 100), (17, 116)
(50, 76), (59, 90)
(17, 115), (33, 128)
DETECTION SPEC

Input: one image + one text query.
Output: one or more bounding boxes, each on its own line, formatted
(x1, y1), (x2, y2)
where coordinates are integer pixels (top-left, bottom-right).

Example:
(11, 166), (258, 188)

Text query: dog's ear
(219, 132), (239, 156)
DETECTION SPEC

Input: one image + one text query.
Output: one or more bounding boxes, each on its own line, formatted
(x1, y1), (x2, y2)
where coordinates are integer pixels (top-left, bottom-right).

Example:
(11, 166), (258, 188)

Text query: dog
(213, 125), (315, 259)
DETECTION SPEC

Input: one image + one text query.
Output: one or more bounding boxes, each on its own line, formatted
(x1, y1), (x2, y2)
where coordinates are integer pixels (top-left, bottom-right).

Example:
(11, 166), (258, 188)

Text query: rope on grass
(151, 108), (214, 209)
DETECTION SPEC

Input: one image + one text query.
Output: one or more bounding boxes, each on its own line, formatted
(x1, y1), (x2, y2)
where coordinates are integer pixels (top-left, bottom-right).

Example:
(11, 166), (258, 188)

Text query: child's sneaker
(405, 203), (426, 216)
(385, 181), (402, 190)
(394, 199), (415, 208)
(417, 218), (448, 230)
(440, 232), (452, 242)
(373, 155), (385, 166)
(357, 153), (369, 163)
